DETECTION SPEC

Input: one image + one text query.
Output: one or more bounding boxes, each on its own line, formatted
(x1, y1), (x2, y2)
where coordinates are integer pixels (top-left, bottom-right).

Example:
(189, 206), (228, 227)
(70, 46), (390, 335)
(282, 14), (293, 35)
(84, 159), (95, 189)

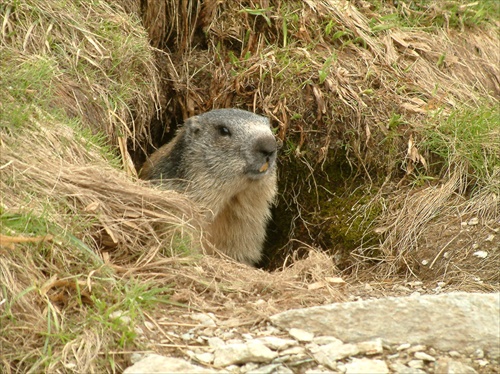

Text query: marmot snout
(140, 109), (278, 265)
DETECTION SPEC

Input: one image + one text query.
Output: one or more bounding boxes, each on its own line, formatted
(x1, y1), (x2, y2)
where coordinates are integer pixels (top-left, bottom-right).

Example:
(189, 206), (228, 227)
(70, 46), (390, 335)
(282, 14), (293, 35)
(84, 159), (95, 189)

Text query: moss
(263, 148), (382, 270)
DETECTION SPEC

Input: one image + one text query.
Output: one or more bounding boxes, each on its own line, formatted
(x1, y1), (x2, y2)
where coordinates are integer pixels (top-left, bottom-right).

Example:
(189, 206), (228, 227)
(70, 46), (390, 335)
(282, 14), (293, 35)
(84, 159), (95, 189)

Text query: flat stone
(248, 365), (293, 374)
(213, 342), (277, 367)
(311, 342), (359, 370)
(190, 313), (217, 327)
(247, 363), (281, 374)
(208, 337), (226, 349)
(123, 354), (219, 373)
(396, 343), (412, 351)
(407, 345), (427, 353)
(389, 362), (426, 374)
(313, 336), (344, 346)
(254, 336), (297, 350)
(435, 358), (478, 373)
(279, 346), (306, 356)
(407, 359), (425, 369)
(193, 352), (215, 364)
(270, 293), (500, 358)
(356, 338), (384, 355)
(344, 358), (389, 374)
(289, 328), (314, 342)
(414, 351), (436, 362)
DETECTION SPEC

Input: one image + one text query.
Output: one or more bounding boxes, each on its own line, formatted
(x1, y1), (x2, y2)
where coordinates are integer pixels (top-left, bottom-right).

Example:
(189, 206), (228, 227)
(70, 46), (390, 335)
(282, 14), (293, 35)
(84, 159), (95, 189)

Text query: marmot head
(182, 109), (278, 184)
(140, 108), (278, 265)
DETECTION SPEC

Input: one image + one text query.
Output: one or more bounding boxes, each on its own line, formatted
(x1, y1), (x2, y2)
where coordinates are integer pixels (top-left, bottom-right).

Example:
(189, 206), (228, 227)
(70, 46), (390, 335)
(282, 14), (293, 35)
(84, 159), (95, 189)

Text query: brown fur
(140, 109), (278, 265)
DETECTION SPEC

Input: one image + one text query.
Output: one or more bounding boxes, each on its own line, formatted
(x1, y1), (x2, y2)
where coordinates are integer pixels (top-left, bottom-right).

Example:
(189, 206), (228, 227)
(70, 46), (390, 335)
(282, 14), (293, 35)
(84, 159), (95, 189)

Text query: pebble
(311, 341), (359, 369)
(435, 358), (478, 373)
(472, 348), (484, 359)
(123, 354), (219, 374)
(407, 344), (427, 353)
(190, 313), (217, 327)
(344, 358), (389, 374)
(313, 336), (343, 345)
(254, 336), (297, 350)
(280, 346), (306, 356)
(473, 250), (488, 259)
(247, 363), (281, 374)
(468, 217), (479, 225)
(448, 350), (461, 358)
(414, 351), (436, 361)
(189, 351), (214, 364)
(396, 343), (411, 351)
(477, 359), (489, 367)
(213, 341), (277, 366)
(122, 293), (500, 373)
(208, 336), (226, 349)
(357, 338), (384, 355)
(109, 310), (132, 325)
(407, 359), (425, 369)
(389, 362), (426, 374)
(288, 328), (314, 342)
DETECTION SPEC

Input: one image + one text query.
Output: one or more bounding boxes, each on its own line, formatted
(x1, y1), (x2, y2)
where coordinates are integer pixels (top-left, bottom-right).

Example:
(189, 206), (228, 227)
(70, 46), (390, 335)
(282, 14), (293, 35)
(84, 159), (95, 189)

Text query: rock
(311, 341), (359, 370)
(389, 362), (426, 374)
(305, 368), (337, 374)
(313, 336), (343, 345)
(476, 359), (489, 367)
(356, 338), (384, 355)
(181, 332), (194, 341)
(396, 343), (411, 351)
(190, 313), (217, 327)
(213, 341), (278, 367)
(435, 358), (478, 373)
(468, 217), (479, 225)
(246, 363), (280, 374)
(190, 351), (214, 365)
(270, 292), (500, 358)
(414, 351), (436, 361)
(254, 336), (297, 350)
(245, 362), (294, 374)
(208, 337), (226, 349)
(407, 345), (427, 353)
(288, 328), (314, 342)
(123, 354), (219, 373)
(274, 366), (294, 374)
(279, 346), (306, 356)
(473, 250), (488, 259)
(407, 359), (425, 369)
(473, 348), (485, 359)
(344, 358), (389, 374)
(109, 310), (131, 325)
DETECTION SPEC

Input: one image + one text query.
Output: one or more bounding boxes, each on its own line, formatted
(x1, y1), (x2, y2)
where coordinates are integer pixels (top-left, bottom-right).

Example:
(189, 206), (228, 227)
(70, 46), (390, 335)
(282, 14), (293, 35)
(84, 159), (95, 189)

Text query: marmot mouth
(246, 161), (274, 180)
(259, 161), (269, 173)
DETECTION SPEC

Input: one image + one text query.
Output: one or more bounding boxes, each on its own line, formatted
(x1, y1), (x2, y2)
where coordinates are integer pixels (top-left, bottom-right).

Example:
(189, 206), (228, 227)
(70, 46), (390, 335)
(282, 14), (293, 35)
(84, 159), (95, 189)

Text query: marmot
(140, 109), (278, 265)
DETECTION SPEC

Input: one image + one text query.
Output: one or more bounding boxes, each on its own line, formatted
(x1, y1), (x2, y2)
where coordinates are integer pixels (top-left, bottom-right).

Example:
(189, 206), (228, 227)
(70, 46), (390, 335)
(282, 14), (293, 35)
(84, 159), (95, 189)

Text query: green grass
(368, 0), (500, 32)
(422, 102), (500, 188)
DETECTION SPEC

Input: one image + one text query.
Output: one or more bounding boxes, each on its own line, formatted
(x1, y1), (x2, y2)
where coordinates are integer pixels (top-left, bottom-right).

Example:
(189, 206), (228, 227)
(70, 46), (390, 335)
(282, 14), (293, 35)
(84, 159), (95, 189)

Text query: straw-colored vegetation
(1, 0), (498, 372)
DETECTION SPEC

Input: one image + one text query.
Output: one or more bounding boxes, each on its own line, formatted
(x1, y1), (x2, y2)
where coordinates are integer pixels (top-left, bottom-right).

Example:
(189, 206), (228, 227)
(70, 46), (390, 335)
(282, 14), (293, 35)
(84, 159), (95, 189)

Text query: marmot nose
(255, 136), (277, 160)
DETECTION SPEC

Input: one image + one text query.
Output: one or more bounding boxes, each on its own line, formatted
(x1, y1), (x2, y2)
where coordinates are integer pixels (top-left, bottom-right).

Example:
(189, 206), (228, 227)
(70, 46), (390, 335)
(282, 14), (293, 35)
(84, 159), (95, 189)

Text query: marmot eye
(218, 126), (231, 136)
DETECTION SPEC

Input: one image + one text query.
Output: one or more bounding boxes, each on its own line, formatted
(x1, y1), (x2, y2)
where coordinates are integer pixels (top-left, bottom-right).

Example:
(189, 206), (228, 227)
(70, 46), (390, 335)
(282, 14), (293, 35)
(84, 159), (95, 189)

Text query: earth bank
(0, 0), (498, 373)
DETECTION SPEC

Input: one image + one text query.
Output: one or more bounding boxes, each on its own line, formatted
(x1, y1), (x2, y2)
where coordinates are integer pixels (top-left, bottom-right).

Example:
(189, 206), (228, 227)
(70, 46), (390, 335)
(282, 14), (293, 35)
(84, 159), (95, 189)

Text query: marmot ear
(185, 117), (201, 137)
